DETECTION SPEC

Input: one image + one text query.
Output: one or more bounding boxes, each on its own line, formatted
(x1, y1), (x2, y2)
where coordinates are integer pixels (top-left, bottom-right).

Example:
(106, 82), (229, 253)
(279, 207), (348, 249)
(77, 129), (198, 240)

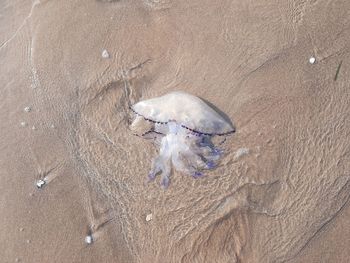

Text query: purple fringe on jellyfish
(130, 91), (235, 188)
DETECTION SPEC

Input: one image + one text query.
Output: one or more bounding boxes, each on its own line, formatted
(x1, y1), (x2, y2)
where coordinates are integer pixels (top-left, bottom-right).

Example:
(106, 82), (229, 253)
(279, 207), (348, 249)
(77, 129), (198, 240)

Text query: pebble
(15, 258), (20, 262)
(85, 235), (93, 244)
(50, 124), (55, 129)
(146, 213), (153, 222)
(102, 49), (110, 59)
(26, 239), (31, 244)
(32, 125), (36, 130)
(24, 106), (31, 112)
(309, 57), (316, 64)
(36, 179), (46, 189)
(20, 121), (27, 127)
(19, 228), (24, 232)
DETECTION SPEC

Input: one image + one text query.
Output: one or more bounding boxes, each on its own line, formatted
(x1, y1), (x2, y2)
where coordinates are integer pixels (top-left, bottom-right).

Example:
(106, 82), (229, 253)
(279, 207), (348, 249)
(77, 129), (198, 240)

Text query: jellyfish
(130, 91), (235, 188)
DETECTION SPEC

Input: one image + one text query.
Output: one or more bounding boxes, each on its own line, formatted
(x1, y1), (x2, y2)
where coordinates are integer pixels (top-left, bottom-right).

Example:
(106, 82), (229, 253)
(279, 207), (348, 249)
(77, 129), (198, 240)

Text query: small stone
(102, 49), (110, 59)
(85, 235), (93, 244)
(26, 239), (31, 244)
(36, 179), (46, 189)
(20, 121), (27, 127)
(32, 125), (36, 130)
(50, 124), (55, 129)
(15, 258), (20, 262)
(19, 228), (24, 232)
(146, 213), (153, 222)
(24, 106), (31, 112)
(309, 57), (316, 64)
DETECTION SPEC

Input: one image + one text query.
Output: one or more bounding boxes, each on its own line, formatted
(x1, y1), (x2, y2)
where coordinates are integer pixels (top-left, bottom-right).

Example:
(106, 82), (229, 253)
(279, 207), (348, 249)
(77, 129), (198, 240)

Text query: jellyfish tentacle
(179, 145), (209, 177)
(148, 135), (173, 188)
(192, 171), (204, 178)
(204, 148), (222, 164)
(172, 150), (198, 175)
(171, 151), (187, 173)
(191, 138), (222, 169)
(160, 161), (171, 189)
(188, 151), (207, 169)
(149, 135), (170, 181)
(148, 156), (162, 181)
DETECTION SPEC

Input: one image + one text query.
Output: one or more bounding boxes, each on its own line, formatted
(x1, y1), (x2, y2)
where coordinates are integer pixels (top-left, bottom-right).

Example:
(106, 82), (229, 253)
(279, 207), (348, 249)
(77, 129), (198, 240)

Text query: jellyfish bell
(131, 91), (234, 136)
(130, 91), (235, 188)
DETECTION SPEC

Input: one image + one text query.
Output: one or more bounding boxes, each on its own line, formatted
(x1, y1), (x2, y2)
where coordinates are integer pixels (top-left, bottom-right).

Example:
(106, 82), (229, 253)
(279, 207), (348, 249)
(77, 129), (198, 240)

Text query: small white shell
(24, 106), (31, 112)
(85, 235), (93, 244)
(36, 179), (46, 188)
(146, 213), (153, 221)
(102, 49), (110, 59)
(309, 57), (316, 64)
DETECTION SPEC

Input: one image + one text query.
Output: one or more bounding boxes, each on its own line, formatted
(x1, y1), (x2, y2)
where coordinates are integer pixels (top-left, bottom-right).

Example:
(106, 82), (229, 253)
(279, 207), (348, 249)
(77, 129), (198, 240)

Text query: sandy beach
(1, 0), (349, 262)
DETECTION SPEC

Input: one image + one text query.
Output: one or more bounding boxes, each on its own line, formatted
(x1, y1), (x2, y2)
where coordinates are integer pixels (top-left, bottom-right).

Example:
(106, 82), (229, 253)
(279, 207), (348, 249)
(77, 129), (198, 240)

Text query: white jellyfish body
(130, 91), (235, 188)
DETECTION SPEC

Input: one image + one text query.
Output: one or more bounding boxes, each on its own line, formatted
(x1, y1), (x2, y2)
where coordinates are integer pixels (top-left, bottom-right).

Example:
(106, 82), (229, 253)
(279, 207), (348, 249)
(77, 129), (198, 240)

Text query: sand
(1, 0), (349, 262)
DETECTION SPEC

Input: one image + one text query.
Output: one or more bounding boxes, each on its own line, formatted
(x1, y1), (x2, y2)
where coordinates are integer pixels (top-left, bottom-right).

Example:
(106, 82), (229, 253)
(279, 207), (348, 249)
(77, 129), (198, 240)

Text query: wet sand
(1, 0), (349, 262)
